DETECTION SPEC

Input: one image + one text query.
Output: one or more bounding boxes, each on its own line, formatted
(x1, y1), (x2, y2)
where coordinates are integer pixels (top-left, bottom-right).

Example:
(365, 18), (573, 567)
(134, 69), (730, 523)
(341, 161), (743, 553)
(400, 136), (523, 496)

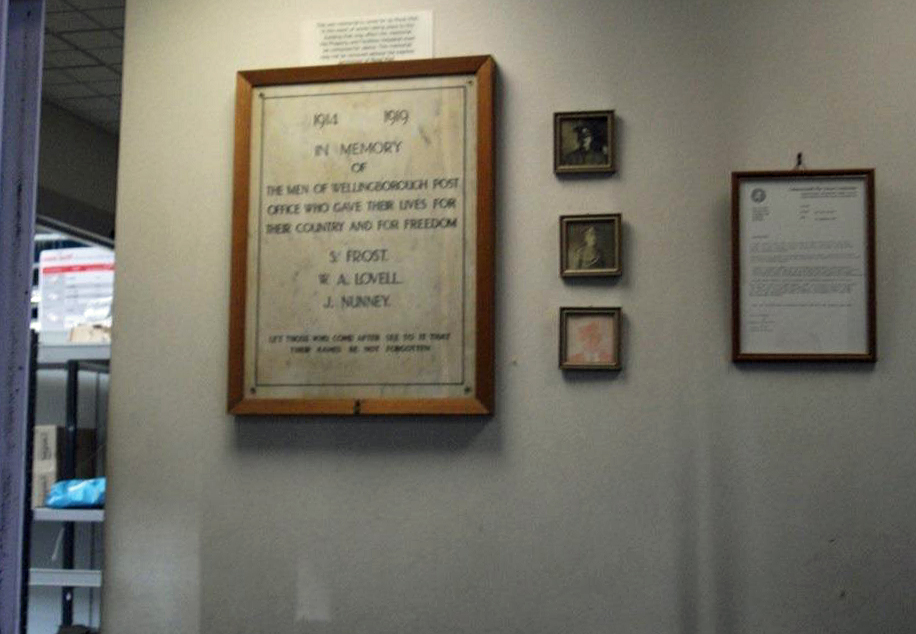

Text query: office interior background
(8, 0), (916, 632)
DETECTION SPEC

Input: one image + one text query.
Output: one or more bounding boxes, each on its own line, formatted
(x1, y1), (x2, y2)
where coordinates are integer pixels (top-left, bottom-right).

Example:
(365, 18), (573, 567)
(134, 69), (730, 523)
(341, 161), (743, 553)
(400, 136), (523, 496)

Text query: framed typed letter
(732, 169), (876, 361)
(560, 214), (622, 277)
(559, 307), (621, 371)
(554, 110), (615, 175)
(228, 56), (496, 415)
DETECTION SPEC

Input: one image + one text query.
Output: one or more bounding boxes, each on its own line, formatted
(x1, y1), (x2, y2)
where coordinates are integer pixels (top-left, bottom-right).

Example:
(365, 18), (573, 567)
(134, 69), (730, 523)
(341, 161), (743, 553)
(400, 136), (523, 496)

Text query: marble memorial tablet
(229, 57), (496, 414)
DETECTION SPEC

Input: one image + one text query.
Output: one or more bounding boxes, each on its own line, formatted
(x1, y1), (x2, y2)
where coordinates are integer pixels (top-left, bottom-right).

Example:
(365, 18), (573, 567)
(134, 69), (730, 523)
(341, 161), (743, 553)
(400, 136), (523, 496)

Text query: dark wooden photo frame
(554, 110), (615, 175)
(560, 213), (622, 277)
(732, 169), (876, 362)
(228, 56), (496, 415)
(559, 307), (622, 371)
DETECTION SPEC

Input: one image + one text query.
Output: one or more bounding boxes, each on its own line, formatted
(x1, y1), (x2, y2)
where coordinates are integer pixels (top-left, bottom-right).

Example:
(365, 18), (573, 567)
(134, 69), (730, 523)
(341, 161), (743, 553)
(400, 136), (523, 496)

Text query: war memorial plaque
(228, 57), (495, 415)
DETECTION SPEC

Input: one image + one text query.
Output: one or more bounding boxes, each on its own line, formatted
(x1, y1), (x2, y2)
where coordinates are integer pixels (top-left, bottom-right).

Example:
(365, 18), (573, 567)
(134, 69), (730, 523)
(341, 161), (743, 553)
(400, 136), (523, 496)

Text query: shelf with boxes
(31, 424), (98, 512)
(27, 339), (109, 632)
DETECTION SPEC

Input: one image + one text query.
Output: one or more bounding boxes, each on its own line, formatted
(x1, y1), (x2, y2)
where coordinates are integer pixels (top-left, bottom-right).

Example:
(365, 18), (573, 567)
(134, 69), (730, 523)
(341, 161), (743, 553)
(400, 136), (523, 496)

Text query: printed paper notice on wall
(302, 11), (433, 65)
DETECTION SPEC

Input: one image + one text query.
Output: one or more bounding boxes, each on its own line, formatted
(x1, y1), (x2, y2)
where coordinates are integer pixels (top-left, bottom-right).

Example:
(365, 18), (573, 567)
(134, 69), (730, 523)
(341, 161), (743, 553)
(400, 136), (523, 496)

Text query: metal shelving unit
(26, 341), (109, 632)
(31, 509), (104, 523)
(36, 343), (110, 365)
(28, 570), (102, 589)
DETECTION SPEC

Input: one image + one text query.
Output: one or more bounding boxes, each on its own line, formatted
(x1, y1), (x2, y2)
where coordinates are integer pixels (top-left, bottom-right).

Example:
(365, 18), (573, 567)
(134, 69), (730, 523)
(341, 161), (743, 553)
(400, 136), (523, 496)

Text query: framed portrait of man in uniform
(559, 307), (622, 371)
(560, 213), (622, 277)
(554, 110), (615, 174)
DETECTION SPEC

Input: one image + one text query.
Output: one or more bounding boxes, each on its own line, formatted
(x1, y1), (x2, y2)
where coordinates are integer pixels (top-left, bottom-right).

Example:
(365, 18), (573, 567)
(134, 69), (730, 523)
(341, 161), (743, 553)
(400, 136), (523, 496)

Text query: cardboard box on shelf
(31, 425), (97, 509)
(68, 323), (112, 343)
(31, 465), (59, 510)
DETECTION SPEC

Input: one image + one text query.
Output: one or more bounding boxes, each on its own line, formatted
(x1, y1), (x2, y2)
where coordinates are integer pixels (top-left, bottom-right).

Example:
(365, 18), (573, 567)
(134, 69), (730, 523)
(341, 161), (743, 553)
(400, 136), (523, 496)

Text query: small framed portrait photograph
(559, 307), (622, 371)
(554, 110), (615, 174)
(560, 213), (622, 277)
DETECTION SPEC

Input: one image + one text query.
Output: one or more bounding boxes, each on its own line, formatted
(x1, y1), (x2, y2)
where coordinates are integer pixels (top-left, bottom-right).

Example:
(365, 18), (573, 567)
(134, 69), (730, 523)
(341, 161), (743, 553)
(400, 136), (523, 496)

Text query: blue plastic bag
(45, 477), (106, 508)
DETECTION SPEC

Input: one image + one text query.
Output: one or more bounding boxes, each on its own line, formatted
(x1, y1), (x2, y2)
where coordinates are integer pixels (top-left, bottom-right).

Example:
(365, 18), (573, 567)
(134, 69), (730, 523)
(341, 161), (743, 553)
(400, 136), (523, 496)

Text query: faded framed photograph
(554, 110), (615, 174)
(560, 213), (621, 277)
(559, 307), (621, 371)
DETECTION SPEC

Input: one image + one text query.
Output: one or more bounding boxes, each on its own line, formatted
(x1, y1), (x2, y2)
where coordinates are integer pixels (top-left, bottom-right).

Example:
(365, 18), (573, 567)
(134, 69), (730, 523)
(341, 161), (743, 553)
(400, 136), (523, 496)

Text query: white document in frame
(739, 177), (868, 354)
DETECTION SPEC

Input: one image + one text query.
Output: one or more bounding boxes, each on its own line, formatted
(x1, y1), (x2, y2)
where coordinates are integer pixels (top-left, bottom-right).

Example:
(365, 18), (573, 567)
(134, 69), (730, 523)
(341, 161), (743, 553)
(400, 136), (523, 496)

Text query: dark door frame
(0, 1), (44, 632)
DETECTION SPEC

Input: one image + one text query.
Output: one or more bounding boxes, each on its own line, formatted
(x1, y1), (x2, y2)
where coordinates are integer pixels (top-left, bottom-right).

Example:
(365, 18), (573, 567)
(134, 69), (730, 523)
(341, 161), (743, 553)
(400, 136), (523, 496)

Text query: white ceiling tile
(45, 11), (97, 31)
(61, 29), (122, 49)
(44, 83), (95, 100)
(69, 0), (126, 8)
(43, 48), (97, 68)
(85, 7), (124, 28)
(45, 0), (74, 13)
(85, 80), (121, 96)
(91, 47), (123, 65)
(67, 96), (117, 110)
(42, 69), (78, 85)
(44, 34), (73, 52)
(66, 101), (120, 126)
(66, 65), (120, 82)
(42, 1), (124, 135)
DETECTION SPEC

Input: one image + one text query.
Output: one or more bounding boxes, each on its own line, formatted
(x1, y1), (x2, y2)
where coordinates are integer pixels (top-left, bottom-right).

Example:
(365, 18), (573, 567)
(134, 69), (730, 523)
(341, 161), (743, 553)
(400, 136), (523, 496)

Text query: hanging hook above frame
(794, 152), (806, 170)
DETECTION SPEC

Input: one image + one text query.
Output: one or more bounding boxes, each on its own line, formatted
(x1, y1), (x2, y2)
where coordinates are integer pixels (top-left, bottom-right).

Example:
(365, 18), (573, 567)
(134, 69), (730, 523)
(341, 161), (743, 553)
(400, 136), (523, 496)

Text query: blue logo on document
(751, 188), (766, 203)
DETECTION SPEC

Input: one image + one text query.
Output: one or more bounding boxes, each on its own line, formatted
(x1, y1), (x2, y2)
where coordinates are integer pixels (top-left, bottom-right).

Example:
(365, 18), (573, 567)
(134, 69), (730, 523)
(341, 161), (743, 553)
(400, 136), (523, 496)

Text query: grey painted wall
(39, 101), (118, 215)
(38, 101), (118, 237)
(104, 1), (916, 632)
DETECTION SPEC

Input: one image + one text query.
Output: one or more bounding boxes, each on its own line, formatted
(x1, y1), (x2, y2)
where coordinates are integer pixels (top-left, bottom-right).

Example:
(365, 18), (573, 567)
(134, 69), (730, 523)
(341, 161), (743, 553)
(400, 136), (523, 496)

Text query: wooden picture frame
(559, 307), (621, 371)
(560, 213), (622, 277)
(228, 56), (496, 415)
(732, 169), (876, 362)
(554, 110), (615, 175)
